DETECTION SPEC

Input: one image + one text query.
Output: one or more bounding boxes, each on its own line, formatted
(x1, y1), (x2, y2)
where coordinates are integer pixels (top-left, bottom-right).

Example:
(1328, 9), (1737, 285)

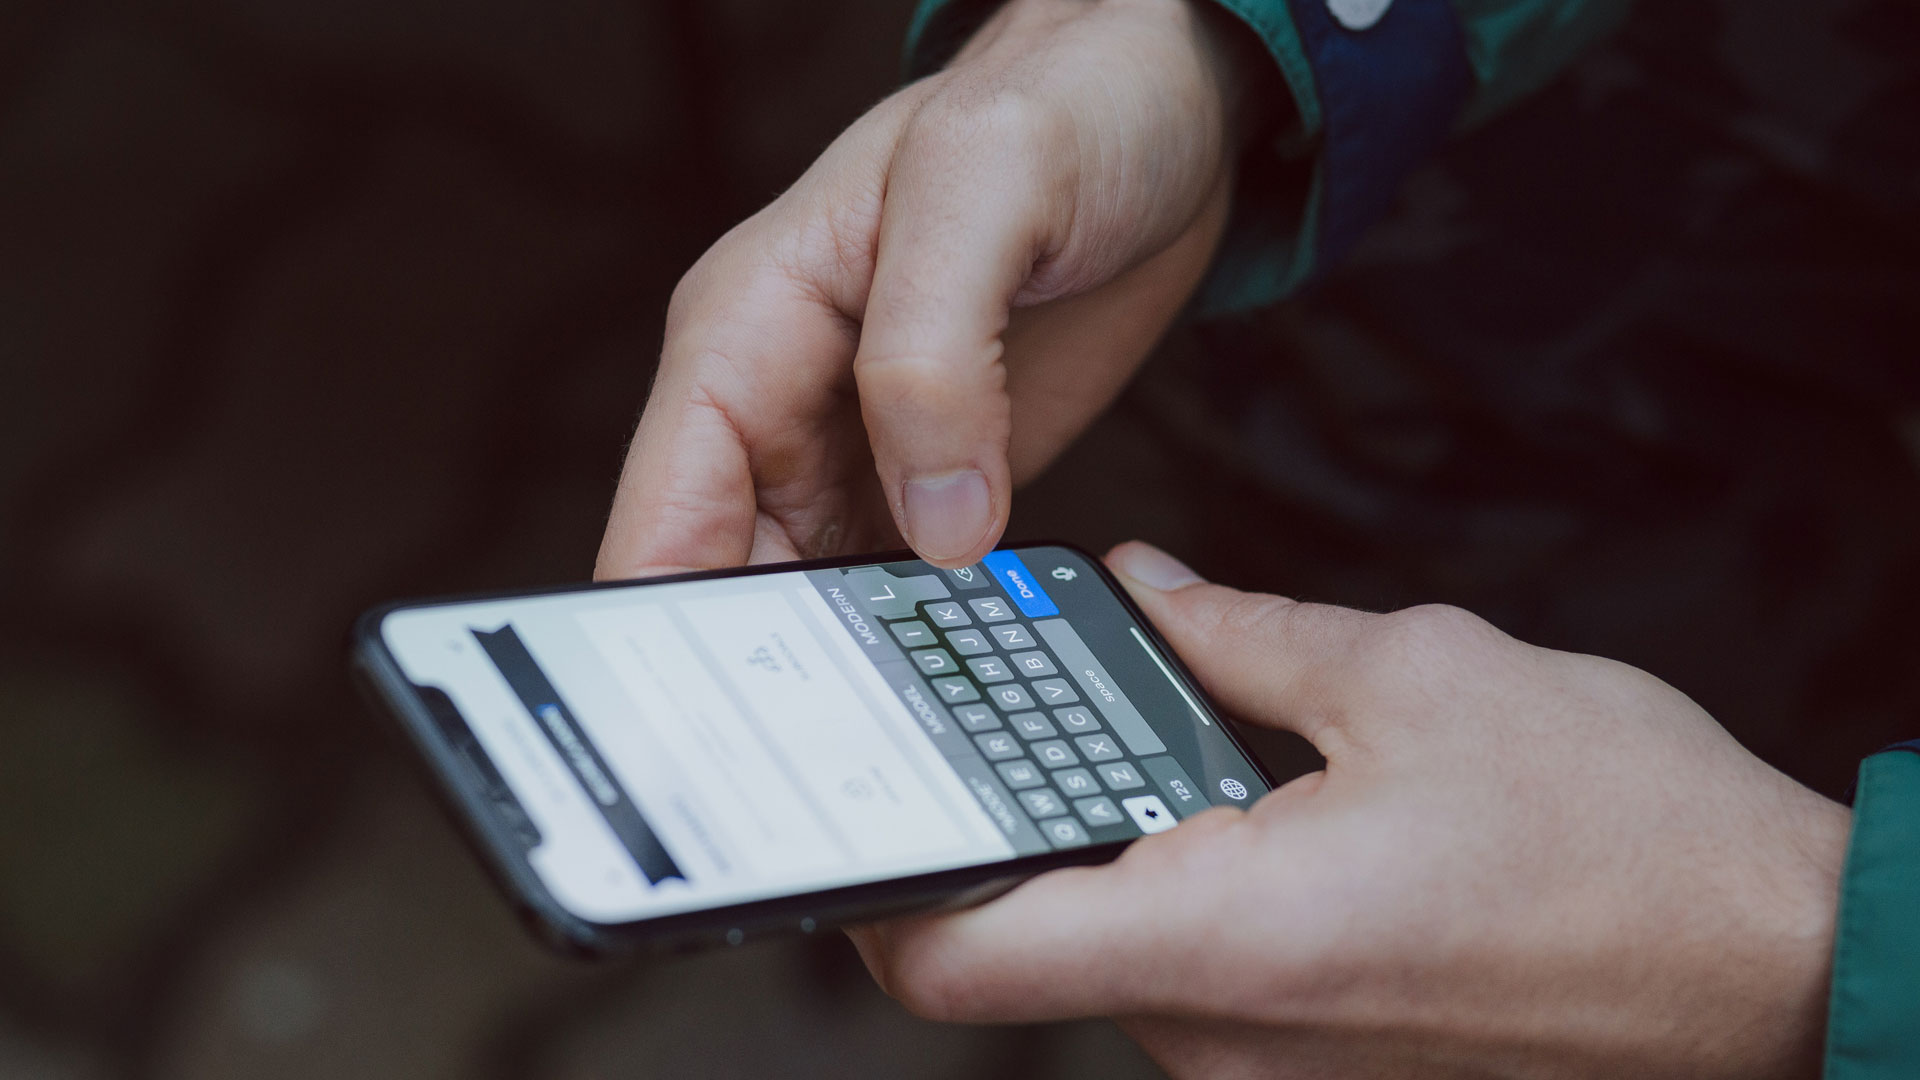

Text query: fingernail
(903, 469), (992, 562)
(1113, 543), (1204, 591)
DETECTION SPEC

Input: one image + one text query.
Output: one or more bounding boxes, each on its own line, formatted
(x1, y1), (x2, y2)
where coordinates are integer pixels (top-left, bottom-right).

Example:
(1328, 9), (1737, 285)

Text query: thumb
(852, 103), (1063, 567)
(1105, 542), (1375, 746)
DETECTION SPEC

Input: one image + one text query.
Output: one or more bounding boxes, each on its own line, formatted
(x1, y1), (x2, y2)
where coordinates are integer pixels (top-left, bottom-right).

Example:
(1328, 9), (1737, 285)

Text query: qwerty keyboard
(827, 565), (1213, 851)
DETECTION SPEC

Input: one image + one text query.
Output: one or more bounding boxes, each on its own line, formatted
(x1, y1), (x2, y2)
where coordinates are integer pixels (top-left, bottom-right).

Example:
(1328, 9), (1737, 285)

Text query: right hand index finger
(850, 98), (1068, 569)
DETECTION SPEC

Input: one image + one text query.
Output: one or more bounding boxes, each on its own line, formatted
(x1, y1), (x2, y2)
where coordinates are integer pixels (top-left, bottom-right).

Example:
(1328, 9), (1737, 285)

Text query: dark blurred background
(1, 0), (1915, 1076)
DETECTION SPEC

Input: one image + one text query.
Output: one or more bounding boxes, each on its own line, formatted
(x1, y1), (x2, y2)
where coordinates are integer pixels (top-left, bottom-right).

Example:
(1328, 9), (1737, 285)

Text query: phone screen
(375, 544), (1269, 926)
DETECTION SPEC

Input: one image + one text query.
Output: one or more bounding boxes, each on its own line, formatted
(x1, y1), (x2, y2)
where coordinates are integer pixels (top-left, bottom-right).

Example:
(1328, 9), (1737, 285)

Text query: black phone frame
(349, 540), (1277, 957)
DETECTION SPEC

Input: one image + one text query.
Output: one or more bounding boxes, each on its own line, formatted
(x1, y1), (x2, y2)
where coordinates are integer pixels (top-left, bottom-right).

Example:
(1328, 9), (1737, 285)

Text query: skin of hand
(597, 0), (1256, 579)
(850, 542), (1852, 1080)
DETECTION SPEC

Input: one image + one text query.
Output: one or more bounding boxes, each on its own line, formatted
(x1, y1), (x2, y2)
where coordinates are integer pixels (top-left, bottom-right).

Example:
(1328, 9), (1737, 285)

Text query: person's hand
(597, 0), (1256, 578)
(851, 542), (1851, 1080)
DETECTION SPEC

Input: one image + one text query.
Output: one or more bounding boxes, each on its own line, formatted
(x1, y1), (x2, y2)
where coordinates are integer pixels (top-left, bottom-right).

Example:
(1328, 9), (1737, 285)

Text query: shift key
(1033, 619), (1166, 756)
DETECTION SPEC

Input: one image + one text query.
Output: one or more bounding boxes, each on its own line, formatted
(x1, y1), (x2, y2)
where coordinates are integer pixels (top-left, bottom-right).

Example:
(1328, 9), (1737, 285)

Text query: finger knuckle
(1201, 588), (1297, 641)
(663, 262), (714, 336)
(1396, 602), (1495, 641)
(664, 214), (795, 339)
(906, 87), (1063, 175)
(665, 266), (754, 345)
(1363, 603), (1501, 668)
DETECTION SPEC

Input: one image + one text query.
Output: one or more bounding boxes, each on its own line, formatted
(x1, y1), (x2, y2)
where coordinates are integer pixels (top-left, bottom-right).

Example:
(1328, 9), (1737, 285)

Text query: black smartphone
(351, 542), (1273, 956)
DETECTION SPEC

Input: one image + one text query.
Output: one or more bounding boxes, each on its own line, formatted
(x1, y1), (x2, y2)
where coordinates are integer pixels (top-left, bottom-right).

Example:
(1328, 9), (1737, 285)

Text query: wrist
(954, 0), (1270, 143)
(1184, 0), (1286, 152)
(1718, 790), (1850, 1079)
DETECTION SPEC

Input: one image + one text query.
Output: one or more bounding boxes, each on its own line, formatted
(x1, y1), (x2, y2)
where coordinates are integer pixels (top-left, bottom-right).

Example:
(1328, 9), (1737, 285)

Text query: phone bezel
(350, 540), (1276, 956)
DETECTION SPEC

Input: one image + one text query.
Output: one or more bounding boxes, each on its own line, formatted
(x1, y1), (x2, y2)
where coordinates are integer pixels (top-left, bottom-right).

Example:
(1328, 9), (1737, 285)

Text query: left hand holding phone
(849, 541), (1848, 1080)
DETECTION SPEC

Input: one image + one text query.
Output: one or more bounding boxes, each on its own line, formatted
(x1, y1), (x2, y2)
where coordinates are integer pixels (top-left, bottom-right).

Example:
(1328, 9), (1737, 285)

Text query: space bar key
(1032, 618), (1166, 756)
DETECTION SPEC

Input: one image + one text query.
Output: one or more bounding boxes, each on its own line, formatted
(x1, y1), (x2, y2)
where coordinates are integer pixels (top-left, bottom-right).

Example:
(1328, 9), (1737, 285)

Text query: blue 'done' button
(981, 550), (1059, 617)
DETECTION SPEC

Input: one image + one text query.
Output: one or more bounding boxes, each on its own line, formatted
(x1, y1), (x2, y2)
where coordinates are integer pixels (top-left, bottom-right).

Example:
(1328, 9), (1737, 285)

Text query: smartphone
(351, 542), (1272, 955)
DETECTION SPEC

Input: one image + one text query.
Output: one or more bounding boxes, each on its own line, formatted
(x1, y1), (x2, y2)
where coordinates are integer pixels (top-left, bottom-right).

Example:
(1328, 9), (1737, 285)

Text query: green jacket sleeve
(1825, 746), (1920, 1080)
(905, 0), (1631, 312)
